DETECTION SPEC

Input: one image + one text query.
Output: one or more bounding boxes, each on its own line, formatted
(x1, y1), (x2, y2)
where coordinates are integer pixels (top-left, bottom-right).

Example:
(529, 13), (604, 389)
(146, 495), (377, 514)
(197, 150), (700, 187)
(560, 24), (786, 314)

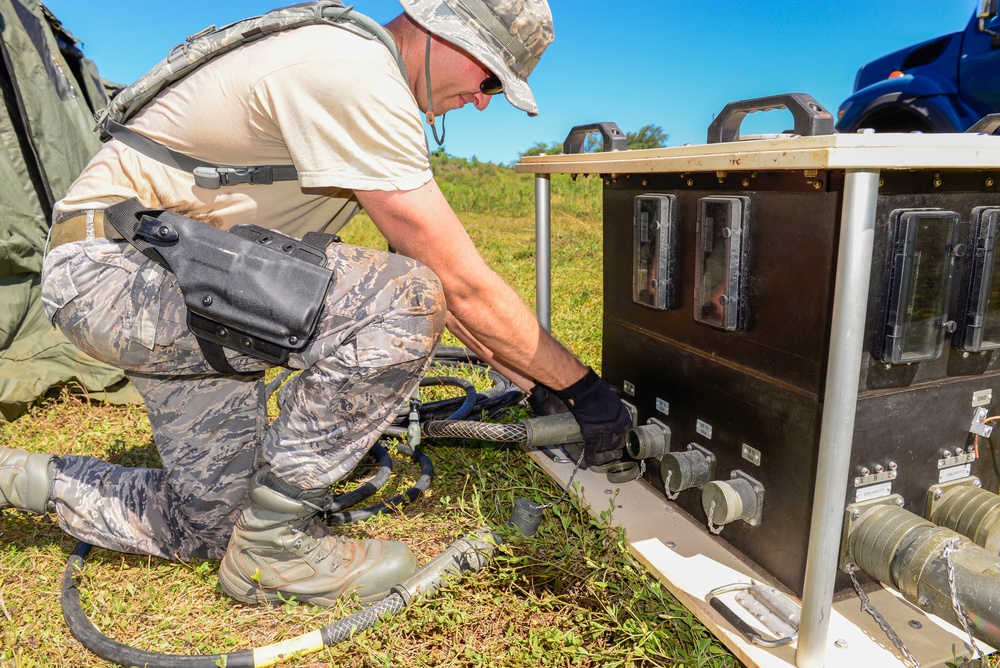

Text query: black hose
(323, 375), (473, 523)
(62, 543), (256, 668)
(63, 530), (497, 668)
(63, 539), (408, 667)
(324, 446), (433, 525)
(419, 375), (479, 420)
(325, 441), (393, 513)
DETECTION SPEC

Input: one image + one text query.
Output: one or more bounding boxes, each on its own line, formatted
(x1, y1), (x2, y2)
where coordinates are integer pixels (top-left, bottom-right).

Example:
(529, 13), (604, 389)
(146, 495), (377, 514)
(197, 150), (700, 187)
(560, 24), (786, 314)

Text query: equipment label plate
(656, 398), (669, 415)
(696, 419), (713, 439)
(940, 464), (973, 483)
(972, 389), (993, 407)
(855, 481), (892, 503)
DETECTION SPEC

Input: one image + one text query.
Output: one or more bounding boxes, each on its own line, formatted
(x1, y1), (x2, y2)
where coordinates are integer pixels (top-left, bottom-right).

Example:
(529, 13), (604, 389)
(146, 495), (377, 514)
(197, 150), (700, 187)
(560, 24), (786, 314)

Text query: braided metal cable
(707, 501), (724, 535)
(848, 570), (920, 668)
(538, 451), (585, 510)
(320, 593), (406, 645)
(943, 538), (984, 660)
(663, 470), (680, 500)
(422, 420), (528, 442)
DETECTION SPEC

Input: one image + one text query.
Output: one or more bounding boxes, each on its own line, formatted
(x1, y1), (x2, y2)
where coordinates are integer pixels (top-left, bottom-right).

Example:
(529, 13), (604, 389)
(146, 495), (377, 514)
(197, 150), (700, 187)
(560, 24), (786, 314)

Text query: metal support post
(535, 173), (552, 331)
(796, 169), (880, 667)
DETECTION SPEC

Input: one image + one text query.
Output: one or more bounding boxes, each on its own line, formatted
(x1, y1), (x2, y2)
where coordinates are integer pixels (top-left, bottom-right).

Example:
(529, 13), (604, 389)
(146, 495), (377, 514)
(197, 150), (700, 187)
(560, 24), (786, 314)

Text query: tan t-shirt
(56, 24), (433, 239)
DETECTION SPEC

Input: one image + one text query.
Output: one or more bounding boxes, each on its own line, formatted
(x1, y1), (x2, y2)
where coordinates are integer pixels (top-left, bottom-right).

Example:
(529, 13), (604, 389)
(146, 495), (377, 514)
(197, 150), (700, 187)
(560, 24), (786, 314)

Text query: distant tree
(583, 132), (603, 153)
(518, 123), (668, 160)
(519, 140), (564, 158)
(626, 124), (669, 150)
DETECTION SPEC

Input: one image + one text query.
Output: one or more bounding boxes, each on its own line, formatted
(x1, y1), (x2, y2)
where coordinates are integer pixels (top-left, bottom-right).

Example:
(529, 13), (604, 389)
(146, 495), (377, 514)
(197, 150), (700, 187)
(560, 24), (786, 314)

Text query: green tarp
(0, 1), (138, 422)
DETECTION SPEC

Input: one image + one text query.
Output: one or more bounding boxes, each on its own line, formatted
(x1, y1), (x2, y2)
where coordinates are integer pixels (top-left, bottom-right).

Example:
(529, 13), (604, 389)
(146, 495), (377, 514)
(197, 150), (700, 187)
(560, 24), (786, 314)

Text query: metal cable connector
(406, 398), (422, 447)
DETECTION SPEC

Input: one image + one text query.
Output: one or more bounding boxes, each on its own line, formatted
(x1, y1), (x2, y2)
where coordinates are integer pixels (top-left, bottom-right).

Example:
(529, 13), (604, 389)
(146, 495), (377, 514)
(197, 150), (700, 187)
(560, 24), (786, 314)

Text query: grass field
(0, 153), (741, 667)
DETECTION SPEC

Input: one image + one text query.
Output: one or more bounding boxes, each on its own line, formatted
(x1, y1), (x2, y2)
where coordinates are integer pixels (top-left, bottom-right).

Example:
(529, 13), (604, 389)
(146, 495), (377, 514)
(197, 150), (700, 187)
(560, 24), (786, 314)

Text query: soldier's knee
(386, 255), (446, 333)
(409, 262), (446, 330)
(352, 256), (444, 367)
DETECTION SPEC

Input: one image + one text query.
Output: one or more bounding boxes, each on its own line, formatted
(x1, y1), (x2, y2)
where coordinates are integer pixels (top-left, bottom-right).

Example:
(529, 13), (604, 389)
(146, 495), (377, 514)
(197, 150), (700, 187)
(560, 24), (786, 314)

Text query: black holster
(126, 209), (333, 371)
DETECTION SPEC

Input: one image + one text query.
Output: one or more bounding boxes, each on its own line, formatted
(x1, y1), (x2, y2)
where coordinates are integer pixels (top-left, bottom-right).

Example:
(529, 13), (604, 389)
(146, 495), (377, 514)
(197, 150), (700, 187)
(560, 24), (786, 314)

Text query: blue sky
(45, 1), (979, 165)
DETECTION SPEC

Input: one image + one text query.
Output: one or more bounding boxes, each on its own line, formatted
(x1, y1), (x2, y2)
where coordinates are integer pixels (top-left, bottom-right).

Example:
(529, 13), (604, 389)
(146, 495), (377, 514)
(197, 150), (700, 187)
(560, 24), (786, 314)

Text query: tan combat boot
(0, 447), (54, 514)
(218, 469), (417, 607)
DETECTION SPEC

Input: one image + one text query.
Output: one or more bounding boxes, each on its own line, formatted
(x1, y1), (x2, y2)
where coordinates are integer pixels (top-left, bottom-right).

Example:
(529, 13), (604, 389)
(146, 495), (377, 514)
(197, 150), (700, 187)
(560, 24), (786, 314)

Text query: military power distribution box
(516, 97), (1000, 598)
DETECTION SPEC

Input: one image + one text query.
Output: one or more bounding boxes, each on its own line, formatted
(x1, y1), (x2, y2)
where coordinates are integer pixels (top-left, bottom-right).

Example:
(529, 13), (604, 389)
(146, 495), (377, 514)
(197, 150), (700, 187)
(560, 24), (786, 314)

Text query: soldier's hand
(527, 384), (569, 416)
(554, 369), (631, 468)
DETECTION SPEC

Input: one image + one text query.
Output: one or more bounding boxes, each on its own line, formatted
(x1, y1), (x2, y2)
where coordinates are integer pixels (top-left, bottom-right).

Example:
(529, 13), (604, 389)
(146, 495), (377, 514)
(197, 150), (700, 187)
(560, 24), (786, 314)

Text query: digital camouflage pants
(40, 234), (445, 561)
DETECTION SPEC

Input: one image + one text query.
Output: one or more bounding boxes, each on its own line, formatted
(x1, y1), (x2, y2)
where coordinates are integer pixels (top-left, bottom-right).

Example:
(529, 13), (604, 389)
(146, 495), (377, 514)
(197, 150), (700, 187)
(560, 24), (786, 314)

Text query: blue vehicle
(836, 1), (1000, 133)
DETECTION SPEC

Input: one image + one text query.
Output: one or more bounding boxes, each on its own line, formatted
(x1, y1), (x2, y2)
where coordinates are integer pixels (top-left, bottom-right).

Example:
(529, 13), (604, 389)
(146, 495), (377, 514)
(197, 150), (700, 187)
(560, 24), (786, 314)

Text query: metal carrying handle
(967, 113), (1000, 135)
(562, 122), (628, 154)
(706, 583), (796, 648)
(706, 93), (834, 144)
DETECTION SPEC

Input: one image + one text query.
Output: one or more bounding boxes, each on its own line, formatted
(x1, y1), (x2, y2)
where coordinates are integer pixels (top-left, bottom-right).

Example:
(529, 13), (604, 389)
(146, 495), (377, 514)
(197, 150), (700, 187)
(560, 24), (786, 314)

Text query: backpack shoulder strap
(94, 2), (406, 188)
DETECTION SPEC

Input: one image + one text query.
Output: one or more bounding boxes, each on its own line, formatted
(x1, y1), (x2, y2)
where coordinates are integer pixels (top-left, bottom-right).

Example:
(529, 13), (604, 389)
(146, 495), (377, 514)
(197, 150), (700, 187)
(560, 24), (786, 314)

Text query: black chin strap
(424, 31), (446, 147)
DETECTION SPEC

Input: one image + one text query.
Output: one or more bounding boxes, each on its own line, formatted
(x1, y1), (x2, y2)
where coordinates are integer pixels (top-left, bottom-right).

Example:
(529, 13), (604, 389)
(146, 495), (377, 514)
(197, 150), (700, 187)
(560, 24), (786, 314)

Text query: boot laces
(297, 518), (350, 566)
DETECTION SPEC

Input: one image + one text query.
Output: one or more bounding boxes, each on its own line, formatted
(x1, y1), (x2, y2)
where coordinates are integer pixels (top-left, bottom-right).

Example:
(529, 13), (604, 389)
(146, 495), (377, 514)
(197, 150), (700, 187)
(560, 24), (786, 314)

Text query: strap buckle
(193, 166), (275, 189)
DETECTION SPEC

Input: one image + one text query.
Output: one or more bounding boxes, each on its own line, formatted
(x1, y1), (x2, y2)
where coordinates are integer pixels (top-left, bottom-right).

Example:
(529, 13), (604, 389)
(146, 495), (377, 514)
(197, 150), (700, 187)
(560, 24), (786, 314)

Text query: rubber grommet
(606, 461), (640, 483)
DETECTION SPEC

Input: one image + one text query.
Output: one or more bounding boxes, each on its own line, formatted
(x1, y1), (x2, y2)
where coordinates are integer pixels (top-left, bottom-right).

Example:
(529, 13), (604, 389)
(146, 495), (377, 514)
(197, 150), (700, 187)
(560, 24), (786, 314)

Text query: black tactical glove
(552, 368), (631, 468)
(527, 384), (570, 416)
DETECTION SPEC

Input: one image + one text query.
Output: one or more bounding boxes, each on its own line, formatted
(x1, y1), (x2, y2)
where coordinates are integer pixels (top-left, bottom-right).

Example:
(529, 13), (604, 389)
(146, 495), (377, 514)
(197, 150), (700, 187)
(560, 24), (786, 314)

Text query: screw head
(955, 447), (964, 455)
(860, 467), (870, 476)
(942, 450), (952, 458)
(874, 464), (884, 473)
(202, 295), (213, 307)
(934, 489), (944, 500)
(834, 639), (849, 649)
(889, 462), (897, 471)
(288, 335), (299, 345)
(851, 509), (861, 520)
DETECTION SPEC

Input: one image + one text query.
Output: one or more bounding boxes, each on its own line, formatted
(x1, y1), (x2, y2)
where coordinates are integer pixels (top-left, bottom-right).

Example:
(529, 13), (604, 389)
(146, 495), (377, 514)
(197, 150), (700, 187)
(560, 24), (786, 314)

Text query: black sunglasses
(480, 73), (503, 96)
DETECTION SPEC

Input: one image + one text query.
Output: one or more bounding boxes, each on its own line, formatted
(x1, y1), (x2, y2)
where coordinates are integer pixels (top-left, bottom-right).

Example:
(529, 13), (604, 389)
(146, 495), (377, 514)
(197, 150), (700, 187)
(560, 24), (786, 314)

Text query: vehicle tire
(855, 108), (933, 133)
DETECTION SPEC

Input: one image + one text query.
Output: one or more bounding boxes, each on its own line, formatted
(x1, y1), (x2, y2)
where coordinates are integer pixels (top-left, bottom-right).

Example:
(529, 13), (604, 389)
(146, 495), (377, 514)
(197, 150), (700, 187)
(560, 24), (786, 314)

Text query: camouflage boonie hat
(398, 0), (554, 116)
